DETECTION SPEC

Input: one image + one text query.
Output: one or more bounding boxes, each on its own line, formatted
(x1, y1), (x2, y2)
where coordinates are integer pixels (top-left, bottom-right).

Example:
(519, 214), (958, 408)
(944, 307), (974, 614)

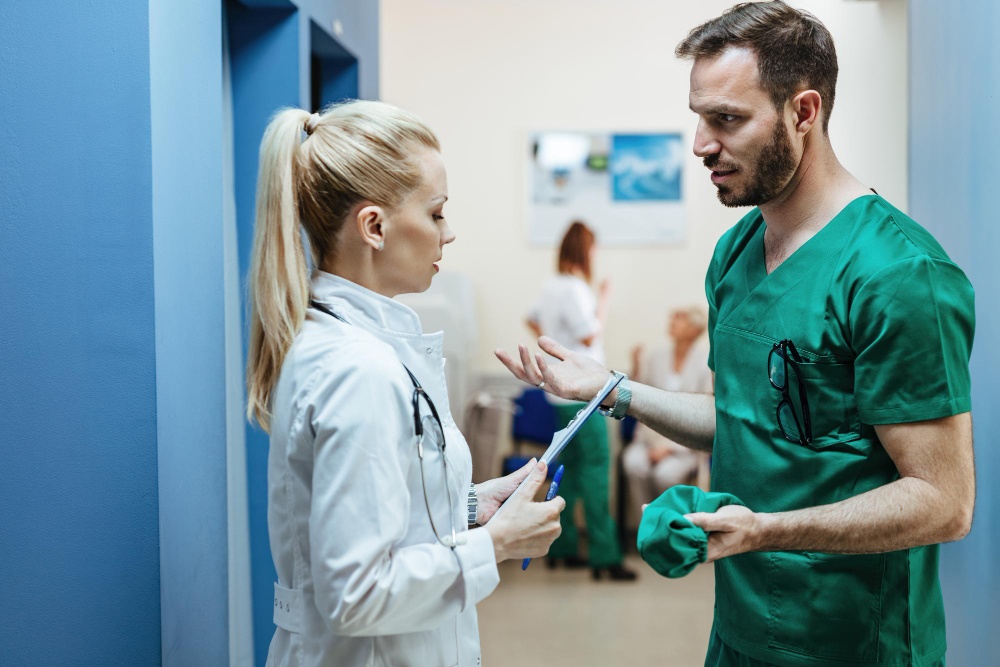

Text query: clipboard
(491, 372), (625, 519)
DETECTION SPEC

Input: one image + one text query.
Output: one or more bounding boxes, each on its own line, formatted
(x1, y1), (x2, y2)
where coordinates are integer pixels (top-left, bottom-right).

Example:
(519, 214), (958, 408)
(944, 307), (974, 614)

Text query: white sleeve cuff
(454, 526), (500, 609)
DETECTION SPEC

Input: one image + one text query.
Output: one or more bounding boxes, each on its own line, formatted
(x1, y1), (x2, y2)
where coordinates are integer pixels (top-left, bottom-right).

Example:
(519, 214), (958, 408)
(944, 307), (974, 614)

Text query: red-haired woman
(525, 221), (636, 581)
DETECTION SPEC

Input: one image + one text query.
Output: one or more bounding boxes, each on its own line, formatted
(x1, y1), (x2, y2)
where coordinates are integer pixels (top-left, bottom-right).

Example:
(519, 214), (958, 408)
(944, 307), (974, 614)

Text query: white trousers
(621, 441), (699, 523)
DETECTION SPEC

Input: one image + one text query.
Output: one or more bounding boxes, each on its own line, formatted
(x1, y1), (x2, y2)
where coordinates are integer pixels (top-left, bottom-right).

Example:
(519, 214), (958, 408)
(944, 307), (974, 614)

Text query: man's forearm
(753, 476), (972, 554)
(626, 383), (716, 452)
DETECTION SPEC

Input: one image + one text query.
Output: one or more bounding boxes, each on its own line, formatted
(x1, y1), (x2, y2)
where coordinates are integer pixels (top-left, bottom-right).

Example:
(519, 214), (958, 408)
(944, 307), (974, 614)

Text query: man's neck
(758, 143), (871, 273)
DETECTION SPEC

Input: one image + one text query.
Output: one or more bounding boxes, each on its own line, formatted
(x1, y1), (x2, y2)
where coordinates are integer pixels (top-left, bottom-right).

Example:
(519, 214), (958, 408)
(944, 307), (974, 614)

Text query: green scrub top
(706, 194), (974, 667)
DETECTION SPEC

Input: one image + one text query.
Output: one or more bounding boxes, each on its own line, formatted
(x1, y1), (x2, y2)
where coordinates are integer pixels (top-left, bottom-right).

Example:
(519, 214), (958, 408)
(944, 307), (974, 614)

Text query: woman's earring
(377, 240), (385, 252)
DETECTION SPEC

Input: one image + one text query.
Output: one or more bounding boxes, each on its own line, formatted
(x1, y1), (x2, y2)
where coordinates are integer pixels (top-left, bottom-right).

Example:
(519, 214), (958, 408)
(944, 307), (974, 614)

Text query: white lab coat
(266, 271), (499, 667)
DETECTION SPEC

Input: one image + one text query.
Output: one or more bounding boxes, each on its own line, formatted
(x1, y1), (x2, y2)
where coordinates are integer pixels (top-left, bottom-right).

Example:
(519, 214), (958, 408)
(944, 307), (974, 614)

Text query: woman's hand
(484, 461), (565, 563)
(494, 336), (612, 403)
(649, 444), (673, 464)
(598, 278), (613, 303)
(474, 458), (536, 524)
(597, 278), (612, 324)
(630, 343), (644, 380)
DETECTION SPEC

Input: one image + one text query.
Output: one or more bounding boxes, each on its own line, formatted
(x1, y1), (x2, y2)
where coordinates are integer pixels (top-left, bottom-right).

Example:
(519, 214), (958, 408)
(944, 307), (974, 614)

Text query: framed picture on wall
(528, 131), (685, 246)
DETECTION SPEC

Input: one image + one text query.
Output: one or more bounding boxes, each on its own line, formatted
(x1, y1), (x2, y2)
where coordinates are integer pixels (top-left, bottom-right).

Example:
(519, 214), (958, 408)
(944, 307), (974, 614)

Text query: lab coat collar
(310, 271), (425, 336)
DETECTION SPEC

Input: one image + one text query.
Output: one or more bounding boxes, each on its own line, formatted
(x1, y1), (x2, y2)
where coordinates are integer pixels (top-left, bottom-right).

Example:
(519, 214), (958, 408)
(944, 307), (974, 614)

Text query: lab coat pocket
(791, 360), (865, 453)
(767, 551), (884, 663)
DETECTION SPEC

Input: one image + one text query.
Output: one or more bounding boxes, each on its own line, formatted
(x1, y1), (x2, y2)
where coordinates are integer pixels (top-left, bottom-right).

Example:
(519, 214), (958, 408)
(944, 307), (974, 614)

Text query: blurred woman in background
(525, 221), (636, 581)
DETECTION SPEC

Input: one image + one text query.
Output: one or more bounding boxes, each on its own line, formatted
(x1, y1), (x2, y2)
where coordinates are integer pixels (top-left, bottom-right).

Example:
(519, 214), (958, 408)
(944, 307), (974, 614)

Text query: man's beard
(705, 119), (798, 208)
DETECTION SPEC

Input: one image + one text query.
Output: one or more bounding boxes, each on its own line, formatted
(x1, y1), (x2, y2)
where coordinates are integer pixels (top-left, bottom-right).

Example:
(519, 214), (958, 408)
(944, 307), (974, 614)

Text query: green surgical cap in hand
(636, 485), (746, 578)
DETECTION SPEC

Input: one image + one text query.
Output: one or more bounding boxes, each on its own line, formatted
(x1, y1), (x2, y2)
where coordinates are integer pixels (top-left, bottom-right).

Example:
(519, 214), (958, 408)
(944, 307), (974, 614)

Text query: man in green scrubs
(496, 2), (975, 665)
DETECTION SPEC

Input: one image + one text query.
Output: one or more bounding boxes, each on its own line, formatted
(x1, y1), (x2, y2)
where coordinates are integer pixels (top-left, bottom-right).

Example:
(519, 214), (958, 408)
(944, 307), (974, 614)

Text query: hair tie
(304, 112), (321, 136)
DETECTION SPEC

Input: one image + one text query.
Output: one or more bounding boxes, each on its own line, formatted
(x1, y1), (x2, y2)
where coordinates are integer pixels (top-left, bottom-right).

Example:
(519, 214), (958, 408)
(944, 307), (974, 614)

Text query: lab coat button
(426, 347), (433, 353)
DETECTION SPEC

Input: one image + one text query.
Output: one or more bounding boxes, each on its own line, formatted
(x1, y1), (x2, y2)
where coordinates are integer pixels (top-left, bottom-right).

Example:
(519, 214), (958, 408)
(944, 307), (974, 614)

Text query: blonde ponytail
(246, 108), (311, 431)
(246, 101), (440, 431)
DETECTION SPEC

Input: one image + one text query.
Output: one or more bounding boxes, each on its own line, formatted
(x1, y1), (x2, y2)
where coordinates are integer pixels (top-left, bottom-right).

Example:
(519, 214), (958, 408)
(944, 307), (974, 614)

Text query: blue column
(149, 0), (231, 664)
(0, 3), (160, 664)
(910, 1), (1000, 662)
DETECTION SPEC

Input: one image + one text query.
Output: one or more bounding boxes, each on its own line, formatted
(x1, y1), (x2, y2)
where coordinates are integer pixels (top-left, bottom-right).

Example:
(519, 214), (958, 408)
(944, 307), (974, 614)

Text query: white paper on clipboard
(490, 372), (625, 519)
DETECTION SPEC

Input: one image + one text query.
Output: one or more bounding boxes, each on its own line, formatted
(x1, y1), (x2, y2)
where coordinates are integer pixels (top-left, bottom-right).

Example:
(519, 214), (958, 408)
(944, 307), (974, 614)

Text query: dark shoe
(592, 564), (637, 582)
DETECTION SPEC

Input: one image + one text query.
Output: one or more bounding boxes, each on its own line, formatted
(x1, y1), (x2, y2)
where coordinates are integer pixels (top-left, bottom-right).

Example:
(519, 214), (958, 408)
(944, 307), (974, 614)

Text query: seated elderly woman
(621, 306), (713, 521)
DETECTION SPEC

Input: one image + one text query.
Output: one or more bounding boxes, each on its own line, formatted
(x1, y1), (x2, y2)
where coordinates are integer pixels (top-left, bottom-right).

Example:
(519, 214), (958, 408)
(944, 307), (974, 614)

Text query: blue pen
(522, 464), (565, 571)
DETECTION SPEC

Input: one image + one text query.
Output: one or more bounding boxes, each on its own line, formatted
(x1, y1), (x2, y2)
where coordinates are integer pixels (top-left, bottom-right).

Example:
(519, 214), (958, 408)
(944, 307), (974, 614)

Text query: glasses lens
(778, 400), (802, 441)
(769, 347), (787, 389)
(421, 412), (445, 445)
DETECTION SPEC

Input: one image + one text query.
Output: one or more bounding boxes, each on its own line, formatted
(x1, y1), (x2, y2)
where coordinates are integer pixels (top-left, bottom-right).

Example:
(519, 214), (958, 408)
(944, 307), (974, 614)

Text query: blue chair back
(511, 388), (558, 445)
(620, 414), (638, 445)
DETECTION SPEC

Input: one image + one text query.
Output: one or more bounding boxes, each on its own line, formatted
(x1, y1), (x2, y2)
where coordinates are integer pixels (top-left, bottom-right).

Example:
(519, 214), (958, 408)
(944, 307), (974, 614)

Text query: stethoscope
(309, 299), (464, 549)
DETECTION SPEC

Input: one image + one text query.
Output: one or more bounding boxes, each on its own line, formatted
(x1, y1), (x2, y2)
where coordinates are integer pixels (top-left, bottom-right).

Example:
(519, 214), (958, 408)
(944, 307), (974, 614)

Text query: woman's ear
(355, 203), (386, 252)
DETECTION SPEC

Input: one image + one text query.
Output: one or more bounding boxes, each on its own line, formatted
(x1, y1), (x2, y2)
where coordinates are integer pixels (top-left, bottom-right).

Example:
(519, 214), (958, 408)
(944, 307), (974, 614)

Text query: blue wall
(227, 4), (303, 662)
(910, 1), (1000, 661)
(0, 2), (161, 664)
(149, 0), (231, 664)
(1, 0), (376, 662)
(311, 19), (361, 108)
(297, 0), (379, 101)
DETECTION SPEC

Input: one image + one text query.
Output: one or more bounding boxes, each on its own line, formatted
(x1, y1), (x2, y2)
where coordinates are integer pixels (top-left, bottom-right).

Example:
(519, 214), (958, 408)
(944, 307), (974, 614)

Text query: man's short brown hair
(676, 1), (838, 133)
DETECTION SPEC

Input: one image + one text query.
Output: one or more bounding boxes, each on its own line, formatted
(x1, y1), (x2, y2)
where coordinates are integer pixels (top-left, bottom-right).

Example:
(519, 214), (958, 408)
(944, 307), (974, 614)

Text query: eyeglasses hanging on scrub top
(767, 339), (813, 446)
(309, 300), (465, 550)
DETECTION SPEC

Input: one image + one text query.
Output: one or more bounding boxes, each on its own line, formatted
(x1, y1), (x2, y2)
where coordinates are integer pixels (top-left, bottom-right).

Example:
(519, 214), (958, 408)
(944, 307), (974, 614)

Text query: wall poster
(528, 131), (685, 245)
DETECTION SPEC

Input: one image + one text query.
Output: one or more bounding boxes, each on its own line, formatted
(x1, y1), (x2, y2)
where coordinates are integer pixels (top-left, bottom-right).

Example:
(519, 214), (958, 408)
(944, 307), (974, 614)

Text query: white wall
(380, 0), (908, 377)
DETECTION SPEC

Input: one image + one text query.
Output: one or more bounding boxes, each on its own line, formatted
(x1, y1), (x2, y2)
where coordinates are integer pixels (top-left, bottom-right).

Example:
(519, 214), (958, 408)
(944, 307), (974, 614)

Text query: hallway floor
(478, 555), (715, 666)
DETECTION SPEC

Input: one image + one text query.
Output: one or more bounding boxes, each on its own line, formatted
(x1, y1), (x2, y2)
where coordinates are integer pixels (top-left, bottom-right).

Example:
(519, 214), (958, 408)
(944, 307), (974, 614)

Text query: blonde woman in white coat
(246, 101), (565, 667)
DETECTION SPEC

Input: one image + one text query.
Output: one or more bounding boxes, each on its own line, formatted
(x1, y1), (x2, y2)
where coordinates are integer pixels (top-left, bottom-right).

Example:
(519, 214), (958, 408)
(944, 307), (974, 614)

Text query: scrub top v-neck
(704, 194), (975, 667)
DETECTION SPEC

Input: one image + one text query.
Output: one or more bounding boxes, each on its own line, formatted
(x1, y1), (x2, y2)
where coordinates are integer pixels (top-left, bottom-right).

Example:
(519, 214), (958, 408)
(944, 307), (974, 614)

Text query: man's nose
(692, 120), (721, 158)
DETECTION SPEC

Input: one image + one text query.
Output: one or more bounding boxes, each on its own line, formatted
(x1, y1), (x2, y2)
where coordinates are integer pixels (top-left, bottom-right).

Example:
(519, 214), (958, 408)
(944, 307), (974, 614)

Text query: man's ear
(355, 203), (386, 251)
(791, 90), (822, 135)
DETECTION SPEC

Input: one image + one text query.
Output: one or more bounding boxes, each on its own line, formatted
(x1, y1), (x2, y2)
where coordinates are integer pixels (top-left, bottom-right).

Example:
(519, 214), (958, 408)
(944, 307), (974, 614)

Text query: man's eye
(720, 114), (738, 123)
